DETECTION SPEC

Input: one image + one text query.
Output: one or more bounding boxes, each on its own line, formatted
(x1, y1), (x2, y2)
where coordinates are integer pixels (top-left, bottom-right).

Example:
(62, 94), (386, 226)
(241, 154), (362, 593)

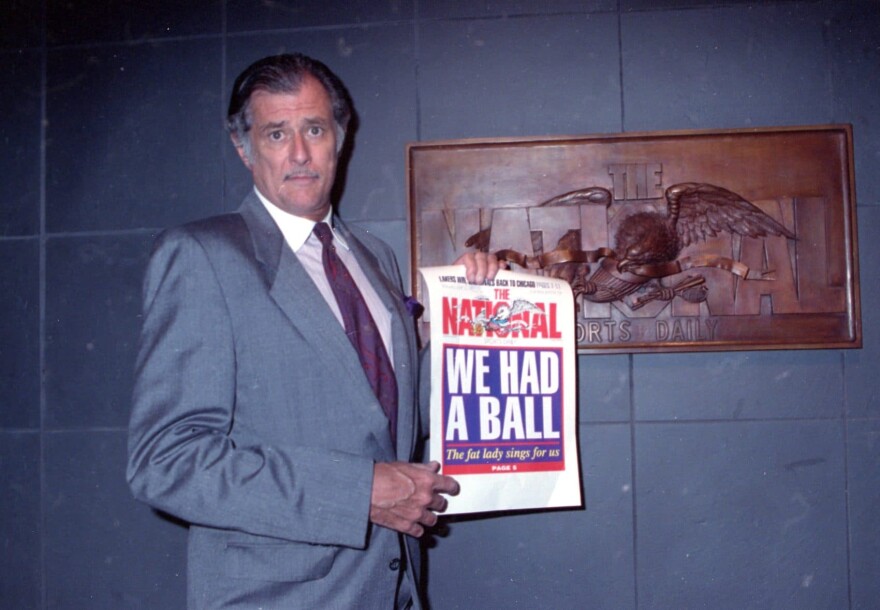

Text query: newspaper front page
(420, 266), (581, 515)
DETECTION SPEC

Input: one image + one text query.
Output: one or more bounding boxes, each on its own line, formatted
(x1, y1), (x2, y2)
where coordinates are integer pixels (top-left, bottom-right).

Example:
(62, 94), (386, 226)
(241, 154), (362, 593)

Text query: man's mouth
(284, 171), (319, 182)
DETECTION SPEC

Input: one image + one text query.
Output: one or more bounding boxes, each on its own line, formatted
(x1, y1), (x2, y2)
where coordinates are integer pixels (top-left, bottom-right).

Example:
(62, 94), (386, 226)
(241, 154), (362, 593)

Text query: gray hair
(226, 54), (352, 160)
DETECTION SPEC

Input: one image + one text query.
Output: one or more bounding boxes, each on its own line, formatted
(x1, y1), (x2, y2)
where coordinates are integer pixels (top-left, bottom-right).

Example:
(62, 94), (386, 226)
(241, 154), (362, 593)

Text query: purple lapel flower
(403, 295), (424, 319)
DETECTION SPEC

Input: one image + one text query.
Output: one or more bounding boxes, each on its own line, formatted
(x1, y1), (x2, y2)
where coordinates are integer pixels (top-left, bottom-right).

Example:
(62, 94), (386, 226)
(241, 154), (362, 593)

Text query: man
(127, 54), (498, 609)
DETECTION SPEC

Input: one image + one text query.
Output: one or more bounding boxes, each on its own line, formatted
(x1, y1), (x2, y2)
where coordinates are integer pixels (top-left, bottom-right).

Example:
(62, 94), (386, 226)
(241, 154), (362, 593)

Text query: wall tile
(45, 431), (187, 608)
(428, 424), (635, 610)
(225, 26), (417, 221)
(419, 0), (616, 19)
(845, 206), (880, 417)
(47, 0), (221, 45)
(635, 420), (848, 609)
(45, 233), (155, 429)
(46, 39), (224, 233)
(0, 431), (40, 609)
(578, 354), (631, 423)
(633, 349), (844, 421)
(0, 50), (41, 236)
(349, 218), (411, 290)
(621, 4), (833, 131)
(830, 1), (880, 206)
(0, 239), (40, 429)
(419, 13), (622, 141)
(848, 419), (880, 609)
(0, 1), (42, 49)
(227, 0), (413, 32)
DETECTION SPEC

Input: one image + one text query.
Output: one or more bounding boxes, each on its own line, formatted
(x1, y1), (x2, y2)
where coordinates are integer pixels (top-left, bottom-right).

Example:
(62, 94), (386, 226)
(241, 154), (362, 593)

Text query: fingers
(372, 504), (435, 538)
(434, 472), (460, 496)
(427, 493), (448, 513)
(411, 460), (441, 473)
(417, 461), (460, 497)
(372, 509), (427, 538)
(370, 462), (460, 537)
(453, 251), (503, 284)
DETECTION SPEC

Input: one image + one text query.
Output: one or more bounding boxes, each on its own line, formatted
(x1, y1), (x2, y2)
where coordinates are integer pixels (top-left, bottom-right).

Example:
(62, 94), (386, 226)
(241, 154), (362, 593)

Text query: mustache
(284, 170), (320, 180)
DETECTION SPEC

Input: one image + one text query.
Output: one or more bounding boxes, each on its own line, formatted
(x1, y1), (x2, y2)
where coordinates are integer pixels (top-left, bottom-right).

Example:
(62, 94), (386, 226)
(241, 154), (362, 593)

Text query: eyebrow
(259, 120), (287, 132)
(258, 117), (330, 132)
(302, 117), (331, 128)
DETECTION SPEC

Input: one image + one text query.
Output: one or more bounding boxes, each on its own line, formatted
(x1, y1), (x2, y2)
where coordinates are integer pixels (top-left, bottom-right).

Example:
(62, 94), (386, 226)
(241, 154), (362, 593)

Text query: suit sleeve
(419, 346), (432, 439)
(126, 228), (374, 548)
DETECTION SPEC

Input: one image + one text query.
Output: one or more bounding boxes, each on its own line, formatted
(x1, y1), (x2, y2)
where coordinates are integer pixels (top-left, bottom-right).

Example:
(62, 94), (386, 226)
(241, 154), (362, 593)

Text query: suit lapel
(336, 219), (418, 461)
(238, 195), (397, 459)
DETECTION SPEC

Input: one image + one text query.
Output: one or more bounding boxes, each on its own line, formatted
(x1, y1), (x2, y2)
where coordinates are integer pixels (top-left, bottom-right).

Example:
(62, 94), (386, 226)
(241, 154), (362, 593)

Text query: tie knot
(313, 221), (333, 247)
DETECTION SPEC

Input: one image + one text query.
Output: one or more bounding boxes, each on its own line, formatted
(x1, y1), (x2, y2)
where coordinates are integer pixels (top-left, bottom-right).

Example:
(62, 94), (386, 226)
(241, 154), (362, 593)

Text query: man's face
(235, 75), (340, 220)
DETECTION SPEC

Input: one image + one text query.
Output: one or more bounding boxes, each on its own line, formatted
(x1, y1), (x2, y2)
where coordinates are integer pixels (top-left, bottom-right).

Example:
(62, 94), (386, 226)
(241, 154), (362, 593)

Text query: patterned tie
(313, 222), (398, 446)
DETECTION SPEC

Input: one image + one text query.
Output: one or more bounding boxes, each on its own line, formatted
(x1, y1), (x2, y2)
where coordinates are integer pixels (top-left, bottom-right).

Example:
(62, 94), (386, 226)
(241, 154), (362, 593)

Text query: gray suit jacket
(127, 193), (425, 609)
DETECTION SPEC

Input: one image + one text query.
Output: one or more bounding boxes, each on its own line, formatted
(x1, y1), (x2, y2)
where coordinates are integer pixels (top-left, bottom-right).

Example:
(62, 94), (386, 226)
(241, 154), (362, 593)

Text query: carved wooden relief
(408, 125), (861, 353)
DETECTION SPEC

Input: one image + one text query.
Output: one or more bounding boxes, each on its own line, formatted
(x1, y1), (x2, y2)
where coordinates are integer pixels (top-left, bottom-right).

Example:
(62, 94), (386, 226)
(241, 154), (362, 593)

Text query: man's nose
(289, 132), (310, 165)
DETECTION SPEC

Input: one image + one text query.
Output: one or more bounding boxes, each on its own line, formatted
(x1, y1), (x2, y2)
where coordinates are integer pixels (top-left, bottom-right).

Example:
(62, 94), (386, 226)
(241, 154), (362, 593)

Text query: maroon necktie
(313, 222), (398, 446)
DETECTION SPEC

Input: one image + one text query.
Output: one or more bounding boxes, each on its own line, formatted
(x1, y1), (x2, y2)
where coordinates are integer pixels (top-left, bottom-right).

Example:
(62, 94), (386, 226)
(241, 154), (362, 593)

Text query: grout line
(628, 352), (639, 608)
(617, 0), (626, 133)
(225, 20), (414, 39)
(841, 350), (853, 609)
(21, 20), (410, 55)
(36, 227), (161, 240)
(34, 32), (223, 52)
(627, 414), (852, 425)
(0, 234), (40, 242)
(42, 427), (131, 434)
(221, 0), (229, 211)
(0, 427), (45, 434)
(416, 9), (620, 23)
(39, 0), (48, 607)
(413, 0), (422, 143)
(576, 414), (870, 426)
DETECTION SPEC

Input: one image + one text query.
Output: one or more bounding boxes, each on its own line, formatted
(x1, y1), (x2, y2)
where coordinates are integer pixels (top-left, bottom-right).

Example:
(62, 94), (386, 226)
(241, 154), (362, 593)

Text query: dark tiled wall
(1, 1), (877, 608)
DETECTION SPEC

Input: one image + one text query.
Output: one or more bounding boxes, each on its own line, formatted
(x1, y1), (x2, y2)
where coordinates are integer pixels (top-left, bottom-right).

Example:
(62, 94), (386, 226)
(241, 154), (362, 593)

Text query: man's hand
(370, 461), (459, 537)
(453, 251), (505, 284)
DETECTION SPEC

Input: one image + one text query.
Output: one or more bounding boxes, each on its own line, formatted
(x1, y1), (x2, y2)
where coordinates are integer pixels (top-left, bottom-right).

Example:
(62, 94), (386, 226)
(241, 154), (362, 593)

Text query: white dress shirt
(255, 188), (394, 363)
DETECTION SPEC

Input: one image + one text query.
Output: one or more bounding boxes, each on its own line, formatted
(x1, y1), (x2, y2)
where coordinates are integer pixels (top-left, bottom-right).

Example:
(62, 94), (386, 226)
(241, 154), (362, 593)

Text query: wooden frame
(408, 125), (861, 354)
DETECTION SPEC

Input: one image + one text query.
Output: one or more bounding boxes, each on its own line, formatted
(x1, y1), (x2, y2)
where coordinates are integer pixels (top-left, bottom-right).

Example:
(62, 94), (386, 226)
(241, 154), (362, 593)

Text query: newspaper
(419, 266), (581, 515)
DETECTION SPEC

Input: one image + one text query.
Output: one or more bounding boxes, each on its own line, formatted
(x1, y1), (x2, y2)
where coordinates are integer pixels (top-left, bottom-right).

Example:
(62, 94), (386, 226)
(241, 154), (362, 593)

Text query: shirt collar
(254, 186), (349, 252)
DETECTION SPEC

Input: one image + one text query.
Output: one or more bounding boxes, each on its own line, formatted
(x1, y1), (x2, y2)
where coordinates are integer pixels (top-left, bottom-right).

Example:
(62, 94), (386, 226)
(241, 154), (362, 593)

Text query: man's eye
(307, 126), (324, 137)
(268, 131), (285, 141)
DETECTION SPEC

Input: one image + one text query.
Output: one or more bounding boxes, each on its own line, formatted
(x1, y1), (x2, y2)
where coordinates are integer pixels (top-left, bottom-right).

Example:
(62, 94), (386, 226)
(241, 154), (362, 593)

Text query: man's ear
(231, 135), (252, 169)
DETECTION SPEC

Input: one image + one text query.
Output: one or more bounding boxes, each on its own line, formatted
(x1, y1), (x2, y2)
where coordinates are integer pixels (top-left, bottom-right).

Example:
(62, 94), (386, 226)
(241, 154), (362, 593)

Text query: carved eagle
(610, 182), (796, 273)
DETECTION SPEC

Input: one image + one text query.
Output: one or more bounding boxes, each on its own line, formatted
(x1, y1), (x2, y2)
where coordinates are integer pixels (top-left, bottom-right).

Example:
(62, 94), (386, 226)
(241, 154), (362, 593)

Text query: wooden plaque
(408, 125), (861, 354)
